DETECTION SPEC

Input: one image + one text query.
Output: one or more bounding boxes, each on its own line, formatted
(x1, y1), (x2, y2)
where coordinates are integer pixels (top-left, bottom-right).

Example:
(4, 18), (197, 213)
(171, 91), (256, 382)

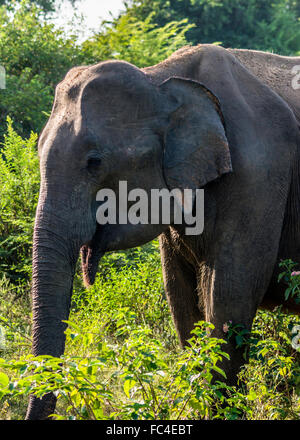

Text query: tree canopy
(0, 2), (192, 139)
(0, 2), (84, 138)
(81, 13), (193, 68)
(0, 0), (299, 140)
(123, 0), (300, 55)
(0, 0), (78, 13)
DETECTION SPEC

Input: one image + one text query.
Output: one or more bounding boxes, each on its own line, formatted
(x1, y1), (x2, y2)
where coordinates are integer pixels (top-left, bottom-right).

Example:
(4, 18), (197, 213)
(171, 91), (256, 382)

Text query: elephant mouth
(80, 228), (105, 286)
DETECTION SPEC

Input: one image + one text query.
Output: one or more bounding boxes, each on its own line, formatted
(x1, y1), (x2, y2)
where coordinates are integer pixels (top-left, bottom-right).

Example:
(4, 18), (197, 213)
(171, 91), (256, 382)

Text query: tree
(0, 1), (193, 139)
(81, 13), (193, 68)
(123, 0), (300, 55)
(0, 0), (78, 13)
(0, 1), (83, 138)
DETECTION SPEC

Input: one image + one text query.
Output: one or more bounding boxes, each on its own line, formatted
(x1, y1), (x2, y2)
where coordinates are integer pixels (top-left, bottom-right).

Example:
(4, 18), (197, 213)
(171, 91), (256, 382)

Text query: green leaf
(235, 335), (244, 347)
(212, 366), (227, 379)
(123, 379), (136, 398)
(247, 389), (257, 401)
(0, 372), (9, 389)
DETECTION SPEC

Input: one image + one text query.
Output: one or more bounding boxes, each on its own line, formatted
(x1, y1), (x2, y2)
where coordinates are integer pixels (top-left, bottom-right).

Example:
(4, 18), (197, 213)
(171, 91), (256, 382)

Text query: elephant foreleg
(159, 232), (203, 347)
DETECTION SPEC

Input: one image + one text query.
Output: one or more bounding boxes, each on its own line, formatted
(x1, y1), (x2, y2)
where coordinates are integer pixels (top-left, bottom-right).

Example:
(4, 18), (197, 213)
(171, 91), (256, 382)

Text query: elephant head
(26, 60), (231, 419)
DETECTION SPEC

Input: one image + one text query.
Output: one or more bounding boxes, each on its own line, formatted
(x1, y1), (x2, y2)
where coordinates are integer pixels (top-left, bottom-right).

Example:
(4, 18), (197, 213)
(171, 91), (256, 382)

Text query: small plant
(278, 259), (300, 304)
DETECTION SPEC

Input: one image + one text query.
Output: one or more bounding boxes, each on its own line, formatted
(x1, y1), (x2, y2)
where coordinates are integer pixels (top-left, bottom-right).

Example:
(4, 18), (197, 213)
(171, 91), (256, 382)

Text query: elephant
(25, 44), (300, 419)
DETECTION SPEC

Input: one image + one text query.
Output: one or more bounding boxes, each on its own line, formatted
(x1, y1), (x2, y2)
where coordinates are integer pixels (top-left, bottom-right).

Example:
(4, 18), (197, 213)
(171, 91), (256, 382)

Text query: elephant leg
(159, 232), (203, 347)
(202, 243), (278, 386)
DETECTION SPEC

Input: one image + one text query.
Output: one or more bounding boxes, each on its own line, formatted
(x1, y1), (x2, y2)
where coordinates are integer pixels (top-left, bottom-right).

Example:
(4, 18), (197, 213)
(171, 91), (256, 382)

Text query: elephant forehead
(38, 102), (83, 156)
(56, 60), (151, 103)
(39, 61), (164, 156)
(80, 67), (161, 119)
(51, 62), (161, 128)
(82, 83), (160, 120)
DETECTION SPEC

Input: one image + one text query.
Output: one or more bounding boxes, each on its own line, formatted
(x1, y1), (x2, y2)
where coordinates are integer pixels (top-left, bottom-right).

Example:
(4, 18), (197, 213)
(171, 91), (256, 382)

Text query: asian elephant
(25, 44), (300, 419)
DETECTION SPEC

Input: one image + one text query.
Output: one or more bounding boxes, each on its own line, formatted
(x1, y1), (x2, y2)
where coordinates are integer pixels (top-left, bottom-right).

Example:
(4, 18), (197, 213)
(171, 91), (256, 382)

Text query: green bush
(81, 13), (194, 68)
(0, 0), (78, 14)
(72, 242), (175, 346)
(124, 0), (300, 55)
(0, 118), (39, 281)
(0, 1), (83, 139)
(0, 252), (299, 420)
(0, 313), (247, 420)
(239, 307), (300, 419)
(0, 2), (193, 140)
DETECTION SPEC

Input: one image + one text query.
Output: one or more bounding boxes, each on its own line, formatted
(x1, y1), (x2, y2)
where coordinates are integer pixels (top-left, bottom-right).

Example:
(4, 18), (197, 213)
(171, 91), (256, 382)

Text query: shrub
(0, 313), (247, 420)
(0, 1), (83, 138)
(81, 13), (194, 68)
(0, 254), (300, 419)
(0, 118), (39, 282)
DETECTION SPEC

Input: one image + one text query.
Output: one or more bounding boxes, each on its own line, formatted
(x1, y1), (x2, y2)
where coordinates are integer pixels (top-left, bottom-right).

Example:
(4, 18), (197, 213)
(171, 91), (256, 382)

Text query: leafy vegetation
(0, 118), (39, 281)
(1, 0), (298, 139)
(124, 0), (300, 55)
(0, 1), (192, 139)
(0, 2), (84, 138)
(0, 241), (299, 419)
(81, 13), (193, 68)
(0, 0), (299, 421)
(0, 0), (78, 13)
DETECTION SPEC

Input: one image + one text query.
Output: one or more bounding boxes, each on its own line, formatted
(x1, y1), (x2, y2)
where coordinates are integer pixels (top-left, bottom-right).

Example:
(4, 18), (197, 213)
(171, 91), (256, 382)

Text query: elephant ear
(159, 78), (232, 192)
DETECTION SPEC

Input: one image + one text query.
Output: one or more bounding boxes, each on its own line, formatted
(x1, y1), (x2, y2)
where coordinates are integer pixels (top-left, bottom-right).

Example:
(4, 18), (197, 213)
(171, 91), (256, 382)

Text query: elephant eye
(87, 157), (102, 170)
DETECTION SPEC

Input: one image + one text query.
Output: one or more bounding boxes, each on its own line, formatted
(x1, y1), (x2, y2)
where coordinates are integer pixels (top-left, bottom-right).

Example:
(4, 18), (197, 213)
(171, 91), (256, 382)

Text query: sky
(52, 0), (126, 39)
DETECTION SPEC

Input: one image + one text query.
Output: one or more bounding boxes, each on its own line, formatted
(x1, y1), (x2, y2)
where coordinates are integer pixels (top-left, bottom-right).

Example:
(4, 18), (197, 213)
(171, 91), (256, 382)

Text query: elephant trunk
(25, 205), (80, 420)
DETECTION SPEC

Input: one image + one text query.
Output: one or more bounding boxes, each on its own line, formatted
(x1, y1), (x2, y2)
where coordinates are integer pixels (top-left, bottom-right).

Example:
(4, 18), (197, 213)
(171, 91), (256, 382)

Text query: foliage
(0, 1), (83, 138)
(0, 249), (299, 419)
(0, 2), (192, 140)
(81, 13), (193, 68)
(0, 118), (39, 281)
(278, 259), (300, 304)
(123, 0), (300, 55)
(0, 0), (299, 422)
(72, 245), (175, 345)
(0, 314), (248, 420)
(0, 278), (31, 353)
(0, 0), (78, 14)
(240, 307), (300, 419)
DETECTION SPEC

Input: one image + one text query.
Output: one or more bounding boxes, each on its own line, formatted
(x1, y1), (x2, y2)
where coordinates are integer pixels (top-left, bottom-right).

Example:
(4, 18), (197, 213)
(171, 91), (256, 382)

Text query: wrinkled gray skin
(26, 45), (300, 419)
